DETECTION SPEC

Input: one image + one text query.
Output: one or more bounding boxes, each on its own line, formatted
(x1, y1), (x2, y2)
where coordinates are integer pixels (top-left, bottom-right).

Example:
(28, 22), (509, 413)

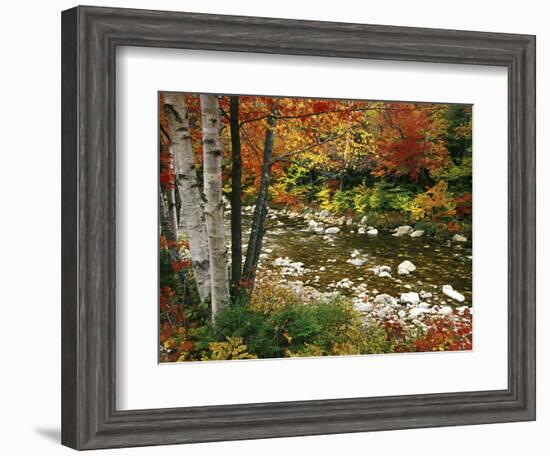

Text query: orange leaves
(407, 181), (456, 221)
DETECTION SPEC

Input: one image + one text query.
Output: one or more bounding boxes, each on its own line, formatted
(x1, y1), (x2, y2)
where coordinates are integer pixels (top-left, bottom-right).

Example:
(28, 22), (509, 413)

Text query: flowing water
(238, 210), (472, 305)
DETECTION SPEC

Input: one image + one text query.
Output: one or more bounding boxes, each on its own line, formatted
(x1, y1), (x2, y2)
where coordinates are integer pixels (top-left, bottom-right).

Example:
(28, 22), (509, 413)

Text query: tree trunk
(164, 94), (212, 303)
(200, 94), (230, 317)
(161, 143), (179, 244)
(229, 96), (243, 295)
(159, 186), (175, 243)
(242, 107), (278, 293)
(159, 185), (188, 287)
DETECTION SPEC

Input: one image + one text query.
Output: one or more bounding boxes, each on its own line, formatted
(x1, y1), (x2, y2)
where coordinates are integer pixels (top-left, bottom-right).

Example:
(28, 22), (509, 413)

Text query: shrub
(202, 337), (257, 361)
(271, 305), (321, 353)
(404, 181), (456, 221)
(249, 279), (304, 314)
(312, 296), (394, 355)
(210, 301), (280, 358)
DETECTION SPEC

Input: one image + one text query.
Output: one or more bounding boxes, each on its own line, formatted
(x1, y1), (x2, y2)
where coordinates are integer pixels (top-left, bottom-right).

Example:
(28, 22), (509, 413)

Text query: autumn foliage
(158, 93), (472, 362)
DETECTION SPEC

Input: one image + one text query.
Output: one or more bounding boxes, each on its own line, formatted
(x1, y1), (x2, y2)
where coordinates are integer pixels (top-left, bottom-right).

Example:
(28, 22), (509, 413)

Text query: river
(237, 209), (472, 307)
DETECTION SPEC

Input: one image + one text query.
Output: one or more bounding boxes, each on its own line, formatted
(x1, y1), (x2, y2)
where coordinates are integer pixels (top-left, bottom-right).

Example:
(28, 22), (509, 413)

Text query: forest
(159, 93), (473, 363)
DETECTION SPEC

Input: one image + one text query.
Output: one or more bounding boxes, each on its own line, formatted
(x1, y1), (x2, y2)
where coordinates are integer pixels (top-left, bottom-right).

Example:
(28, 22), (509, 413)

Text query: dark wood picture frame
(61, 5), (536, 450)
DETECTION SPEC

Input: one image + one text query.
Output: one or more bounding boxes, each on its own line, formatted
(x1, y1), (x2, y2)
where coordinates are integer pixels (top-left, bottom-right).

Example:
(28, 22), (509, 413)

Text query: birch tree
(200, 94), (230, 317)
(163, 94), (212, 303)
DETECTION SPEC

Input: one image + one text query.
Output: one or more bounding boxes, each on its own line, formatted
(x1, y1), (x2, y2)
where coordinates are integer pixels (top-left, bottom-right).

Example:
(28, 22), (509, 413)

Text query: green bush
(271, 305), (321, 352)
(210, 302), (280, 358)
(206, 292), (396, 359)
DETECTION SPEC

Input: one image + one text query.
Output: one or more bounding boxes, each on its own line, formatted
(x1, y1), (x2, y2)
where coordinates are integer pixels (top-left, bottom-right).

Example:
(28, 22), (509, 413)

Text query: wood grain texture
(61, 5), (536, 450)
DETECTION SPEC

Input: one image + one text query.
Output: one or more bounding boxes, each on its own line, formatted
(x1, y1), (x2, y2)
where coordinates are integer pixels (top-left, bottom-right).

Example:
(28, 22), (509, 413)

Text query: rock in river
(392, 225), (413, 237)
(347, 258), (366, 267)
(442, 285), (465, 302)
(410, 230), (425, 238)
(438, 305), (454, 315)
(409, 307), (433, 318)
(319, 210), (331, 217)
(400, 292), (420, 305)
(366, 228), (378, 236)
(374, 294), (397, 306)
(325, 226), (341, 234)
(336, 278), (353, 289)
(452, 234), (468, 242)
(358, 227), (366, 234)
(354, 300), (373, 313)
(397, 260), (416, 275)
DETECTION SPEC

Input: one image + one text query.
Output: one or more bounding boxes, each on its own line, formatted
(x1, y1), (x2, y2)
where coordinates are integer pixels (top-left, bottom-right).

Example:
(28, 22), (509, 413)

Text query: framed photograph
(61, 5), (536, 450)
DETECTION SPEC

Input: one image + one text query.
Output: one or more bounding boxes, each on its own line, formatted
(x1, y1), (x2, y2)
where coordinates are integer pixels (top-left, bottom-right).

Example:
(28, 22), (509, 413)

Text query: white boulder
(442, 285), (465, 302)
(347, 258), (366, 267)
(374, 294), (397, 306)
(452, 234), (468, 242)
(358, 227), (366, 234)
(410, 230), (425, 238)
(398, 260), (416, 272)
(397, 260), (416, 275)
(419, 290), (433, 299)
(273, 257), (290, 267)
(336, 278), (353, 289)
(366, 228), (379, 236)
(359, 215), (368, 225)
(354, 301), (373, 313)
(392, 225), (413, 237)
(371, 265), (391, 277)
(409, 307), (432, 318)
(438, 305), (454, 315)
(319, 210), (331, 217)
(325, 227), (341, 234)
(400, 292), (420, 305)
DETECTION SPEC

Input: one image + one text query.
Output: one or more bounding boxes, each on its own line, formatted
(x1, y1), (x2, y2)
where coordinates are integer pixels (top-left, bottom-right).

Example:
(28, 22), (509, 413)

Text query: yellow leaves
(202, 337), (257, 361)
(162, 339), (174, 350)
(281, 331), (293, 344)
(249, 278), (304, 313)
(405, 181), (456, 221)
(286, 343), (324, 358)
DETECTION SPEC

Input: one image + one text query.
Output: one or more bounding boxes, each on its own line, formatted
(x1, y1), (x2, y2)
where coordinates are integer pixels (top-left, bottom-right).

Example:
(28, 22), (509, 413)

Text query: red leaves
(383, 307), (472, 353)
(374, 103), (450, 181)
(159, 286), (177, 312)
(454, 192), (472, 217)
(171, 258), (191, 273)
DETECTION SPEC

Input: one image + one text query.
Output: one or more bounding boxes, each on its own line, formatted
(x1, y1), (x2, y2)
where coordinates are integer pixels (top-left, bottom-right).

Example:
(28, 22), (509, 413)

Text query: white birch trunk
(200, 94), (230, 317)
(164, 94), (211, 303)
